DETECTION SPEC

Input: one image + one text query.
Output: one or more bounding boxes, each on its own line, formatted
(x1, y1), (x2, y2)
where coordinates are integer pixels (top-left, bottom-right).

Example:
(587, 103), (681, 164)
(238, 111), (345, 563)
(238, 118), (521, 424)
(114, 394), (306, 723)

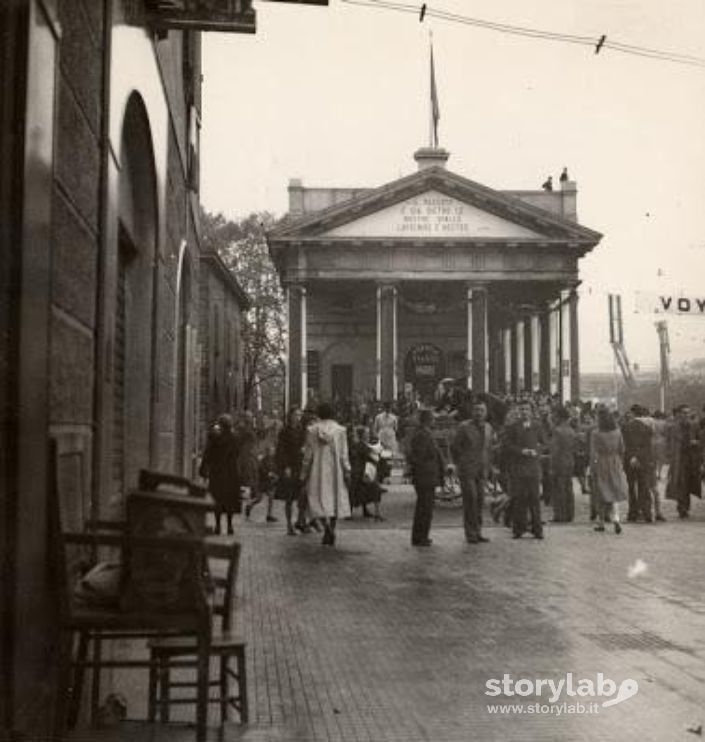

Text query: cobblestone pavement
(71, 481), (705, 742)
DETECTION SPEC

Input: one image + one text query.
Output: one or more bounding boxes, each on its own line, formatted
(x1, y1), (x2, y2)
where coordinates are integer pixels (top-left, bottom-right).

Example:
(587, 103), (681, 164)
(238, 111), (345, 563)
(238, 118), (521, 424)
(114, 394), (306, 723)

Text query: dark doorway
(331, 364), (353, 405)
(404, 344), (445, 404)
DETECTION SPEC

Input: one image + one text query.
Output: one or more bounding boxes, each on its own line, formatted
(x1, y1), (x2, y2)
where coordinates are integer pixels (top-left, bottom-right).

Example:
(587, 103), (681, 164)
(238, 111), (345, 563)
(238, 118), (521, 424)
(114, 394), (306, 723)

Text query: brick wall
(199, 256), (246, 441)
(50, 0), (104, 481)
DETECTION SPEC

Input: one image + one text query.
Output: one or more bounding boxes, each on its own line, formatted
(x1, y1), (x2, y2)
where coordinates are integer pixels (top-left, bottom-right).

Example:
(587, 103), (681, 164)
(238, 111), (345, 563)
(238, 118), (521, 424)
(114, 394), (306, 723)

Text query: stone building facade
(0, 2), (249, 736)
(199, 250), (250, 433)
(269, 148), (602, 410)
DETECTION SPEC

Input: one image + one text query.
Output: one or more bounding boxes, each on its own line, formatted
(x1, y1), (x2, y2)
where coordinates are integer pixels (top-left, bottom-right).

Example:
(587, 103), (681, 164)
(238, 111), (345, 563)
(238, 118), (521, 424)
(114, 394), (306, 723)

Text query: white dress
(302, 419), (351, 518)
(373, 412), (399, 454)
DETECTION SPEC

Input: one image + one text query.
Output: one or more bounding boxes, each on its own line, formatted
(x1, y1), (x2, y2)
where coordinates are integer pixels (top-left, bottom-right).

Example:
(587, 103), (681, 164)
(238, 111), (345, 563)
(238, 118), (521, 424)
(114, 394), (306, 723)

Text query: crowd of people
(197, 388), (705, 548)
(406, 391), (705, 546)
(197, 402), (399, 543)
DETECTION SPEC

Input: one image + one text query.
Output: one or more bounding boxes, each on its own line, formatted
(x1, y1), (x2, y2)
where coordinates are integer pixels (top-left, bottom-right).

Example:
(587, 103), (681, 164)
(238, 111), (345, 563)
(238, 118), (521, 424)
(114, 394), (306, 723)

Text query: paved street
(70, 483), (705, 742)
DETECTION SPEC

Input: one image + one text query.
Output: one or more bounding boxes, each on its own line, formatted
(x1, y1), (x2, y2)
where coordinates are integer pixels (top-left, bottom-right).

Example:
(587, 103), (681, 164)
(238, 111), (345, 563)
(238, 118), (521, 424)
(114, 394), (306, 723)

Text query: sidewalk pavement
(69, 481), (705, 742)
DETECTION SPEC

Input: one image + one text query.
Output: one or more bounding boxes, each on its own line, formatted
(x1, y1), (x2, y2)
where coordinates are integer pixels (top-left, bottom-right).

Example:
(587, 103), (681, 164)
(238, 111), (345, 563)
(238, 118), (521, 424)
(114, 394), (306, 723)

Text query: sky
(200, 0), (705, 374)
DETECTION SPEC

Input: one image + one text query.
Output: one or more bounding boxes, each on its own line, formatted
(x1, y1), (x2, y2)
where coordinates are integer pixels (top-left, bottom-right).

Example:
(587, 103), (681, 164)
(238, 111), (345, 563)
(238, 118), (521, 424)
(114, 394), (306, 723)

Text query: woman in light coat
(301, 402), (351, 546)
(590, 407), (628, 534)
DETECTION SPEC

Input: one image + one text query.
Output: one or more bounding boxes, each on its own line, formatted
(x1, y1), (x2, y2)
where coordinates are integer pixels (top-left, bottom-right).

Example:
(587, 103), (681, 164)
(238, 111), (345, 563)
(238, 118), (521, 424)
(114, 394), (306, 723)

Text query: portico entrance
(269, 147), (600, 409)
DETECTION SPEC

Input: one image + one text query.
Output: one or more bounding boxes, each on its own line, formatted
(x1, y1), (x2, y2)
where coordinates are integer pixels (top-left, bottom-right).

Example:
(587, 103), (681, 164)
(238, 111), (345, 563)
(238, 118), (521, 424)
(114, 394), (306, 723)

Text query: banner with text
(635, 292), (705, 316)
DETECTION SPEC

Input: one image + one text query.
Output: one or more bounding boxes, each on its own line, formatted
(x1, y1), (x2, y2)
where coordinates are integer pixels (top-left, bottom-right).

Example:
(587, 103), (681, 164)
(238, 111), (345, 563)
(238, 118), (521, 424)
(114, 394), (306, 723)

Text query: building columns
(569, 289), (580, 400)
(539, 309), (551, 393)
(503, 327), (512, 394)
(377, 284), (397, 402)
(523, 317), (533, 392)
(510, 324), (519, 393)
(466, 287), (473, 390)
(549, 301), (560, 395)
(516, 319), (525, 392)
(286, 284), (307, 409)
(467, 285), (488, 393)
(560, 289), (571, 403)
(531, 315), (540, 392)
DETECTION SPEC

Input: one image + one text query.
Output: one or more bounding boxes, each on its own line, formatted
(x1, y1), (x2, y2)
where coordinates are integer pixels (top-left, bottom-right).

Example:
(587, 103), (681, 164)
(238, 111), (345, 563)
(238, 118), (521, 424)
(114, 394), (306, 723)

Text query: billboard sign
(635, 292), (705, 316)
(144, 0), (256, 33)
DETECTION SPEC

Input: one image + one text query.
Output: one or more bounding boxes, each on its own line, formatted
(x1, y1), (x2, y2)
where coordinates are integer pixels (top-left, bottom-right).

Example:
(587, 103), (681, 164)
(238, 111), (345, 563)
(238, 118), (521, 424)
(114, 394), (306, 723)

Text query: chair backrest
(122, 490), (212, 614)
(138, 468), (207, 498)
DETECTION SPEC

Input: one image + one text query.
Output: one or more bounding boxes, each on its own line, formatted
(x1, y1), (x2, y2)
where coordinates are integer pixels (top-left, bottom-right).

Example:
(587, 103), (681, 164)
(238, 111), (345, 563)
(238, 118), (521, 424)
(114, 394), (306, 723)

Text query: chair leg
(147, 649), (158, 723)
(238, 646), (248, 725)
(159, 655), (171, 723)
(90, 636), (102, 727)
(67, 631), (88, 729)
(52, 631), (74, 740)
(219, 654), (228, 724)
(196, 640), (210, 742)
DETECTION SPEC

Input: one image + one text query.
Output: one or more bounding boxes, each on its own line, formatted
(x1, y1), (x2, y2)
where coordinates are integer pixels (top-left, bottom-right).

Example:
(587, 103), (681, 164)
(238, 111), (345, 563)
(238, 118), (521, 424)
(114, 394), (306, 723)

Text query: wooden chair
(147, 539), (248, 725)
(50, 438), (214, 742)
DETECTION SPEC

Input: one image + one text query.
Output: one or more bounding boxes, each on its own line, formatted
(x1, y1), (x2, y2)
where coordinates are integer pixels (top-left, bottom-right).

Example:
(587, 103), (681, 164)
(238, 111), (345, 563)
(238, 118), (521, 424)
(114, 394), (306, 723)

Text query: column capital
(541, 297), (559, 314)
(283, 280), (306, 293)
(376, 281), (398, 293)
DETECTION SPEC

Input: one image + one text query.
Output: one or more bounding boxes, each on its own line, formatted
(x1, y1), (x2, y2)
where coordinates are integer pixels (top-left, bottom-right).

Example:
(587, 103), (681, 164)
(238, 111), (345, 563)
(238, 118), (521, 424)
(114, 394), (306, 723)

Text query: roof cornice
(201, 250), (251, 309)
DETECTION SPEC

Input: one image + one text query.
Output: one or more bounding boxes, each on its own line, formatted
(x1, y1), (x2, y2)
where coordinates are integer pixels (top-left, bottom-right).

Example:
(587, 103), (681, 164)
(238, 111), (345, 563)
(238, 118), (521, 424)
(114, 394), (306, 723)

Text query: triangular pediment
(322, 190), (543, 239)
(269, 167), (602, 246)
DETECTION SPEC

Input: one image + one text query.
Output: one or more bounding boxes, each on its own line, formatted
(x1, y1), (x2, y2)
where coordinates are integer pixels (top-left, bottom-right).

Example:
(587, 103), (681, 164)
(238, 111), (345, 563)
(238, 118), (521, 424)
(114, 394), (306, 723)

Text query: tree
(200, 208), (285, 413)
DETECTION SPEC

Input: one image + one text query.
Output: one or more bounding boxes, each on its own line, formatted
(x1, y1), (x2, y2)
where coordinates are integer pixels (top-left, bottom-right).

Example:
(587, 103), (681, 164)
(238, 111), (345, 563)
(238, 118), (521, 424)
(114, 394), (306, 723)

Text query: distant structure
(542, 176), (554, 191)
(560, 167), (569, 184)
(608, 294), (637, 388)
(269, 147), (601, 410)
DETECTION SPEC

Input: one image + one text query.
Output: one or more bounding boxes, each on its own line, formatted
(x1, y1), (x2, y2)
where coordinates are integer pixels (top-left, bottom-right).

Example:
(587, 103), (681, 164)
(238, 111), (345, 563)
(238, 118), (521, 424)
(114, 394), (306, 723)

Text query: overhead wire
(339, 0), (705, 69)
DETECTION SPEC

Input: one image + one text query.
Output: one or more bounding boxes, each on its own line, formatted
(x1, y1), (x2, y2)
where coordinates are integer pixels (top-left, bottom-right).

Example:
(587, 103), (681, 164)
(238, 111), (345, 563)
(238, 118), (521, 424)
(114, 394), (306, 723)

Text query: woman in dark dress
(275, 407), (307, 535)
(349, 426), (384, 520)
(199, 414), (241, 535)
(349, 426), (371, 518)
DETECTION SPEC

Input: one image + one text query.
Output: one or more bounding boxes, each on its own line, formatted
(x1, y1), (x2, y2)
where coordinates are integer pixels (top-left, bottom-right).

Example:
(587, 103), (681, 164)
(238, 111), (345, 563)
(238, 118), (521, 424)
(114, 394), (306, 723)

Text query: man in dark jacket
(621, 405), (654, 522)
(666, 404), (703, 518)
(505, 400), (547, 539)
(408, 409), (445, 546)
(275, 407), (307, 535)
(550, 406), (577, 522)
(538, 402), (554, 505)
(451, 399), (494, 543)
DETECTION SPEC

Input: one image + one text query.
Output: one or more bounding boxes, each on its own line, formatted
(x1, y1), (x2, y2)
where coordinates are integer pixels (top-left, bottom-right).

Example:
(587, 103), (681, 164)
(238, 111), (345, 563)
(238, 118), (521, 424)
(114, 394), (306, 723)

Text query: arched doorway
(111, 93), (158, 498)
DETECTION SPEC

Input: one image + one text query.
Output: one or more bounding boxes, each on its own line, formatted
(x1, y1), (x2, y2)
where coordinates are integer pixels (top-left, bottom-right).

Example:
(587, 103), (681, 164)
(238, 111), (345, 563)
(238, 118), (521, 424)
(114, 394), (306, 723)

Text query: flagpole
(429, 30), (433, 148)
(428, 30), (440, 149)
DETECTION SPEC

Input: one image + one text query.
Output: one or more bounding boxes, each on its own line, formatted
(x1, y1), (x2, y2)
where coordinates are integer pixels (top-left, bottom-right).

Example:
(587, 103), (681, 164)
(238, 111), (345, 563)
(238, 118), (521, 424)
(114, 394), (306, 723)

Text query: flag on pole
(430, 41), (440, 148)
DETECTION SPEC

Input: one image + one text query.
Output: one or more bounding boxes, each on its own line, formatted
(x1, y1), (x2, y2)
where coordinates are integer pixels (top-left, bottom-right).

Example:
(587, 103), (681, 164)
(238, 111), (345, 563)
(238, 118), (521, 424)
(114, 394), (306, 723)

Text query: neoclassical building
(269, 148), (602, 409)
